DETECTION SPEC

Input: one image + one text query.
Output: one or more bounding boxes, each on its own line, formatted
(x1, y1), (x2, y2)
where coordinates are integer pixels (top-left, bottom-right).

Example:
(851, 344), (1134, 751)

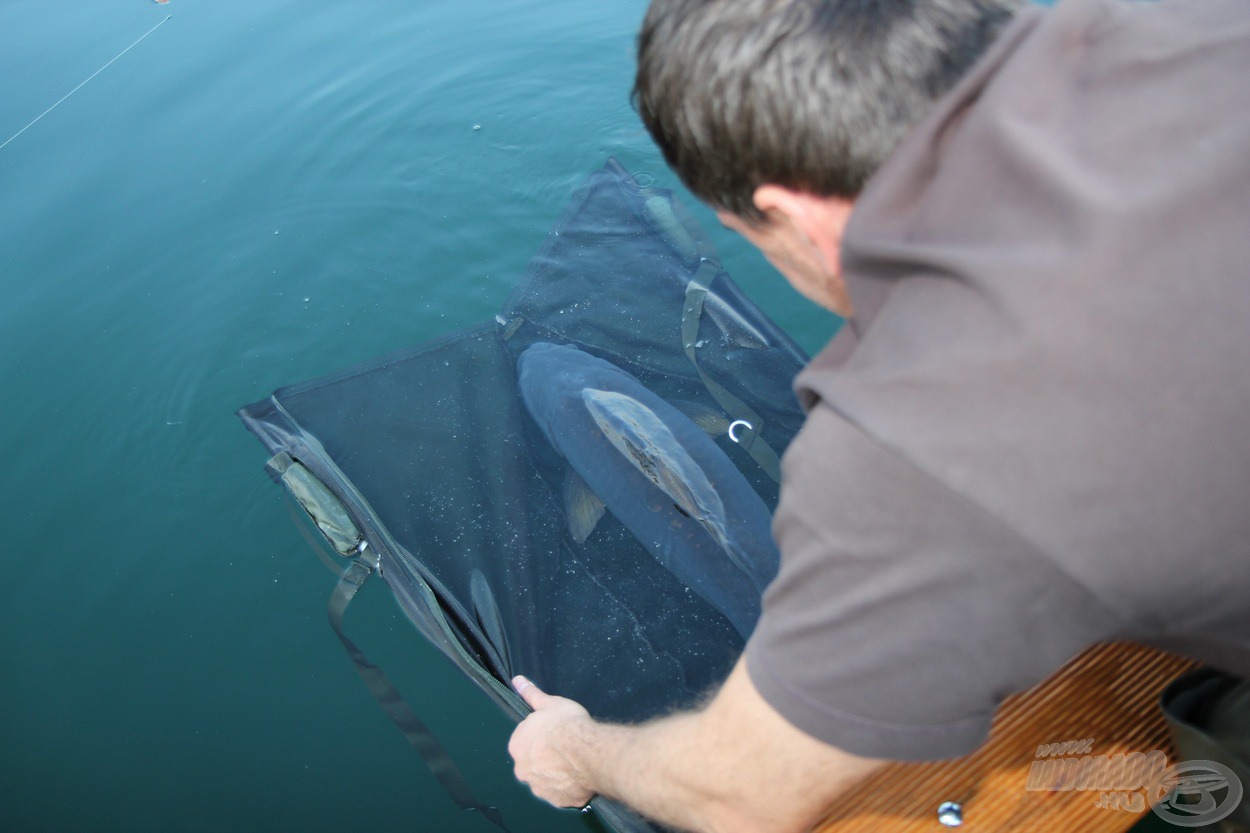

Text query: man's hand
(506, 660), (884, 833)
(507, 675), (597, 808)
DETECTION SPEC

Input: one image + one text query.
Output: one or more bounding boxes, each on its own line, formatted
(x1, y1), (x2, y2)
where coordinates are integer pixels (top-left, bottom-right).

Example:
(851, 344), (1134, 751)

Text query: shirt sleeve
(746, 404), (1121, 761)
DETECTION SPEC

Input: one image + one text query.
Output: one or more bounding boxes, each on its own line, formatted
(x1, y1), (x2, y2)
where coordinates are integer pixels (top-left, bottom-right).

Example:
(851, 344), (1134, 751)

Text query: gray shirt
(746, 0), (1250, 761)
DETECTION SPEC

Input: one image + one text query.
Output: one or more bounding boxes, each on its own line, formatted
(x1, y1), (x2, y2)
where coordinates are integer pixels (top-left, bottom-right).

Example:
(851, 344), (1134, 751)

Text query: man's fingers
(512, 675), (548, 709)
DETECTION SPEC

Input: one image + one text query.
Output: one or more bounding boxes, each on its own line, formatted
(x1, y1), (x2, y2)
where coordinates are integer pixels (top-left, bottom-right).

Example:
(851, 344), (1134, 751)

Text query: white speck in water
(473, 124), (482, 131)
(303, 297), (310, 302)
(274, 230), (280, 235)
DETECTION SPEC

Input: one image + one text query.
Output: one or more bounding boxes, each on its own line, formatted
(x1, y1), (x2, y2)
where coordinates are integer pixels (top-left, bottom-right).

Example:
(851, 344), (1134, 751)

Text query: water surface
(0, 2), (839, 831)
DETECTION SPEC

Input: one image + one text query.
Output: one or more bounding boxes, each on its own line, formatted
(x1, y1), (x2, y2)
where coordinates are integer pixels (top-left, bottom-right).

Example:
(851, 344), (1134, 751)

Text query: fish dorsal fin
(563, 467), (606, 543)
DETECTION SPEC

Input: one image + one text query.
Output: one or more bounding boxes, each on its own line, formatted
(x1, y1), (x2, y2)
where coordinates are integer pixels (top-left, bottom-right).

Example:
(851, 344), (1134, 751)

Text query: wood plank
(813, 642), (1199, 832)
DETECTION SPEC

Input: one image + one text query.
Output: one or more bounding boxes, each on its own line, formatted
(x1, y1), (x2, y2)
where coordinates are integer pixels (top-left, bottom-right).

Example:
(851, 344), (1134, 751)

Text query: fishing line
(0, 15), (171, 153)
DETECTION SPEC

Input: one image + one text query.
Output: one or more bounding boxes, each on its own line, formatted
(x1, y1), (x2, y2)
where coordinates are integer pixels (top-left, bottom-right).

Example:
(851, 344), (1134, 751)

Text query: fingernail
(512, 675), (530, 693)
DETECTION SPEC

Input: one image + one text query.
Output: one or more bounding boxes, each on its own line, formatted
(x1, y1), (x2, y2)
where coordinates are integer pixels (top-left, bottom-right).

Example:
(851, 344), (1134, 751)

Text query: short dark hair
(634, 0), (1023, 219)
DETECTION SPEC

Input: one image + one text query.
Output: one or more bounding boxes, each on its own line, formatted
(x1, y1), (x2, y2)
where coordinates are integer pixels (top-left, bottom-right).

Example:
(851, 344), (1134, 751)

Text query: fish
(703, 289), (770, 349)
(469, 569), (513, 681)
(581, 388), (751, 574)
(642, 195), (769, 350)
(517, 342), (779, 638)
(494, 314), (524, 340)
(643, 195), (700, 264)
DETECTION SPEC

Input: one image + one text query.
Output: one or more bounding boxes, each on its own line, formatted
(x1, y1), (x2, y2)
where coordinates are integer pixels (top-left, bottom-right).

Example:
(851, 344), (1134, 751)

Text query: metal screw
(937, 801), (964, 827)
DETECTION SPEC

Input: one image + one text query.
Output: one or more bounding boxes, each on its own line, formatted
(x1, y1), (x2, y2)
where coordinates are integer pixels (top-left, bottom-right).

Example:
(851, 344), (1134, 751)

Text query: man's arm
(507, 657), (885, 833)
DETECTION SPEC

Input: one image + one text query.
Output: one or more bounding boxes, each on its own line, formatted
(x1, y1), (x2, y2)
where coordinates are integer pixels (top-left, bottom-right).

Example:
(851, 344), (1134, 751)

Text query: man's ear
(753, 185), (854, 277)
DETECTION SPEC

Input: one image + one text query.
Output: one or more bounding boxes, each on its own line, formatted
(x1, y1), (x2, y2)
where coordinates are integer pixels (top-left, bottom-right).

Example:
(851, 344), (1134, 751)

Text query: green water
(0, 2), (839, 831)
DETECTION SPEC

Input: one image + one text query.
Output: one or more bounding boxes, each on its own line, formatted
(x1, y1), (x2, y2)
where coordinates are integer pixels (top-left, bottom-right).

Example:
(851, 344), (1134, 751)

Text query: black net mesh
(239, 160), (809, 831)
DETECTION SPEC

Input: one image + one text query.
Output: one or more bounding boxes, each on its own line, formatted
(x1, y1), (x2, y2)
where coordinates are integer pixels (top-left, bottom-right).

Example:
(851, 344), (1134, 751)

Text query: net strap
(327, 550), (513, 833)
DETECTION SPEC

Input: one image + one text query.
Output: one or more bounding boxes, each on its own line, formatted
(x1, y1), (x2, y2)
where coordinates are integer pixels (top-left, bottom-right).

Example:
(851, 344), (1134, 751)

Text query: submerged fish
(703, 289), (770, 350)
(643, 195), (700, 263)
(469, 569), (513, 681)
(581, 388), (753, 576)
(517, 342), (779, 638)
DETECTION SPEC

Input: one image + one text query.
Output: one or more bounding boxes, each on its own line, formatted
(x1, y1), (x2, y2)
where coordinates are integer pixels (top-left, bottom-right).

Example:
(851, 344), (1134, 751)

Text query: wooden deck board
(813, 642), (1198, 832)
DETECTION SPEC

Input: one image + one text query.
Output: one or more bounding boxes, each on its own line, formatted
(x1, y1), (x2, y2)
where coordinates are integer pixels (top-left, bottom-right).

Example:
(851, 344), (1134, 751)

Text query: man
(509, 0), (1250, 831)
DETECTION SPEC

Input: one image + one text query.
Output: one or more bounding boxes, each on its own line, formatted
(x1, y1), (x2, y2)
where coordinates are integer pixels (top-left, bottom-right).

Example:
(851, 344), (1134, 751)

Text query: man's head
(634, 0), (1022, 315)
(634, 0), (1023, 220)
